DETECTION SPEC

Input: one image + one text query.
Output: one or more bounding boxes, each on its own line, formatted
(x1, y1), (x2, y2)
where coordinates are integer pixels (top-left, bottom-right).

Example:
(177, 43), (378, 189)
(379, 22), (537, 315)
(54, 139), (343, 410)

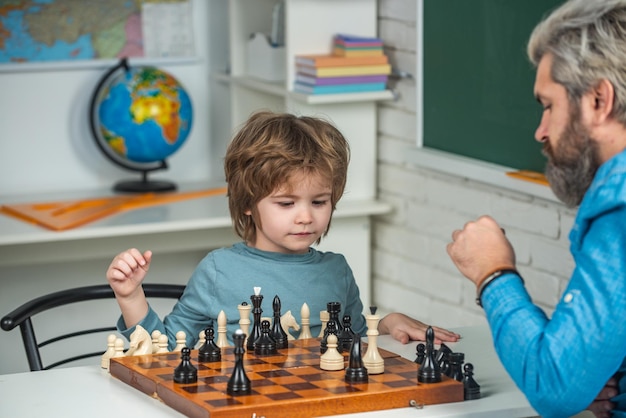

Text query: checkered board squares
(110, 338), (463, 418)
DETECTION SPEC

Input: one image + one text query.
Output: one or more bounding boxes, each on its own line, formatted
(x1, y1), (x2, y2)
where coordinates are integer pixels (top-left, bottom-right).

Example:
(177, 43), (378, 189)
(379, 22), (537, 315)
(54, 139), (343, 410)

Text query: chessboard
(110, 338), (464, 418)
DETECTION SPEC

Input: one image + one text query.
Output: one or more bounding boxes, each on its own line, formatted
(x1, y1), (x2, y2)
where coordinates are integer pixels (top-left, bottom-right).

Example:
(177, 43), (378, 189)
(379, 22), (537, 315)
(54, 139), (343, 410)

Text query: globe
(89, 58), (193, 192)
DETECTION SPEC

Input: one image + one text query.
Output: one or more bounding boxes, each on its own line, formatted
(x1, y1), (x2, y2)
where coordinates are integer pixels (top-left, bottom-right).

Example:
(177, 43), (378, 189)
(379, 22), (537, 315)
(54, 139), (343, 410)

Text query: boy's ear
(244, 209), (252, 215)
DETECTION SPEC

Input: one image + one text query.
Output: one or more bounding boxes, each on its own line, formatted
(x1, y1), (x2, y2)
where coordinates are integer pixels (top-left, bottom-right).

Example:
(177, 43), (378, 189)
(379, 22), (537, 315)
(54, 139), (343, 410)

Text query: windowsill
(405, 147), (560, 203)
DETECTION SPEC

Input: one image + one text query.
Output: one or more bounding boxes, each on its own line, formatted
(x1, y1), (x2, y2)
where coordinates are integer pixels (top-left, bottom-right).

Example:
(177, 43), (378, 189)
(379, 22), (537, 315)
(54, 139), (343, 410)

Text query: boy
(107, 111), (460, 349)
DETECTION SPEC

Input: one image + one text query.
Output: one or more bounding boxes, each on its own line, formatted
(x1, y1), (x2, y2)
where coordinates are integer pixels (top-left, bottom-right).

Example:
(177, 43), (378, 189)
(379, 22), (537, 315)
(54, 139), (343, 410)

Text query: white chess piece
(237, 302), (252, 345)
(101, 334), (117, 370)
(320, 334), (345, 371)
(126, 325), (152, 356)
(318, 310), (329, 338)
(362, 308), (384, 374)
(216, 310), (229, 348)
(195, 329), (206, 349)
(156, 334), (169, 353)
(298, 302), (312, 339)
(112, 338), (126, 359)
(151, 330), (162, 354)
(280, 310), (300, 340)
(174, 331), (187, 352)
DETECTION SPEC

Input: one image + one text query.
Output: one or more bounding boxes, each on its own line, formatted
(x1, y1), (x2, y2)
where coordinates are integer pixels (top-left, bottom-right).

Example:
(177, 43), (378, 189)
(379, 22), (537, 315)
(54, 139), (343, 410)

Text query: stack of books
(294, 34), (390, 95)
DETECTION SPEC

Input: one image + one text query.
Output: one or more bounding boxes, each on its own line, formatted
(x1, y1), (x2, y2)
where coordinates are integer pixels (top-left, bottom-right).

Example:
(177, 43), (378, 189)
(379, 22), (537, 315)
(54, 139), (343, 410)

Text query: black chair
(1, 283), (185, 371)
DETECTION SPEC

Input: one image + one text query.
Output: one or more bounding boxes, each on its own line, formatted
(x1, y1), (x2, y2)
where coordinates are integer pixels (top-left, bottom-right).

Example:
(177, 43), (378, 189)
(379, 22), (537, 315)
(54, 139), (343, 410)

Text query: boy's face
(246, 171), (333, 254)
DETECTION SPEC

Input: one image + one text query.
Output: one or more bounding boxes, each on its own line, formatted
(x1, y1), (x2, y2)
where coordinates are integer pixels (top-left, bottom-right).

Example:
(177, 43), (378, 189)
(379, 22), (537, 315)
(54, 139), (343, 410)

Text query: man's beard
(542, 106), (600, 208)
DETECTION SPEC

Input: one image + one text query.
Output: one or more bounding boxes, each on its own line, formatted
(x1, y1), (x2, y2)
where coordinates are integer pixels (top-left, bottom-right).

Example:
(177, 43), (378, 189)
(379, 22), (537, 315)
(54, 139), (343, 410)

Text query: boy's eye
(313, 200), (328, 206)
(277, 201), (294, 207)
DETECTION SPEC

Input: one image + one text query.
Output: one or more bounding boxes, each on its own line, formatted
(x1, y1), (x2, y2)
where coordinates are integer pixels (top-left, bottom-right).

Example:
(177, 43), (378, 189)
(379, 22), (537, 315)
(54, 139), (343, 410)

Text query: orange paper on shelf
(0, 187), (227, 231)
(505, 170), (549, 186)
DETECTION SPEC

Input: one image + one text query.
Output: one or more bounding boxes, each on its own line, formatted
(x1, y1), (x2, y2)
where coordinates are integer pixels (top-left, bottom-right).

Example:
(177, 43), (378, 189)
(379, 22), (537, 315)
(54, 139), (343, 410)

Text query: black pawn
(436, 343), (453, 376)
(345, 333), (368, 383)
(271, 295), (288, 349)
(463, 363), (481, 400)
(227, 330), (251, 396)
(338, 314), (355, 353)
(247, 292), (263, 351)
(173, 347), (197, 384)
(198, 327), (221, 363)
(321, 319), (338, 354)
(447, 352), (465, 381)
(417, 326), (441, 383)
(254, 319), (277, 356)
(414, 343), (425, 365)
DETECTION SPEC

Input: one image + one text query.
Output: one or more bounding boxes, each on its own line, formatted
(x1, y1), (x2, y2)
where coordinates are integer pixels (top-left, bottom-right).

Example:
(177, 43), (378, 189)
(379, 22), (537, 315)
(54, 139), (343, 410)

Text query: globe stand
(113, 170), (177, 193)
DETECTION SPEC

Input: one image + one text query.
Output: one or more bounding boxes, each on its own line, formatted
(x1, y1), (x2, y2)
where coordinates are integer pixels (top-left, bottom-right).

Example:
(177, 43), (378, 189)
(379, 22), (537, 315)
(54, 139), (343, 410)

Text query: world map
(0, 0), (190, 64)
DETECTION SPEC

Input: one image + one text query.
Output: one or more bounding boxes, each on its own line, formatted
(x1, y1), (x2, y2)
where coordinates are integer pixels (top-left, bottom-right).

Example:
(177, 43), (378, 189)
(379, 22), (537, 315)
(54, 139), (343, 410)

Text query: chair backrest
(1, 283), (185, 371)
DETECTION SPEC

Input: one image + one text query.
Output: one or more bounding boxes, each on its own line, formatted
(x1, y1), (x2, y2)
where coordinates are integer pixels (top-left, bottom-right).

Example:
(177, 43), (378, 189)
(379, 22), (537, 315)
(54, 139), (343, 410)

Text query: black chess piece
(414, 343), (426, 365)
(345, 333), (368, 383)
(463, 363), (481, 400)
(198, 327), (221, 362)
(326, 301), (343, 333)
(254, 319), (277, 356)
(227, 330), (251, 396)
(436, 343), (453, 376)
(417, 326), (441, 383)
(338, 314), (355, 353)
(320, 319), (338, 354)
(173, 347), (197, 384)
(247, 291), (263, 351)
(447, 352), (465, 381)
(271, 295), (288, 349)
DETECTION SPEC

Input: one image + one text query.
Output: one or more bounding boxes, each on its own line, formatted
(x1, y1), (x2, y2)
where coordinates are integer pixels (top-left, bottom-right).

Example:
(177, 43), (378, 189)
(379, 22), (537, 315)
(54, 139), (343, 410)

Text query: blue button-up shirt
(481, 148), (626, 418)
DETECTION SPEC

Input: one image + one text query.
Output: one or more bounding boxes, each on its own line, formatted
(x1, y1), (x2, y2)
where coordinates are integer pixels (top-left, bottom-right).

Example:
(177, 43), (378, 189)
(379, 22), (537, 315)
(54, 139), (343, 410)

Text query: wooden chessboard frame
(110, 338), (463, 418)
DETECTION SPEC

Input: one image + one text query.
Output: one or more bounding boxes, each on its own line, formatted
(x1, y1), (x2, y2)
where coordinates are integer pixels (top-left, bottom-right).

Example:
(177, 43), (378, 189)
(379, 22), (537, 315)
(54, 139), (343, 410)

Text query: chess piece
(345, 333), (368, 383)
(338, 314), (355, 353)
(417, 326), (441, 383)
(173, 347), (198, 384)
(320, 319), (338, 354)
(463, 363), (481, 400)
(216, 310), (229, 348)
(271, 295), (288, 349)
(174, 330), (186, 352)
(237, 301), (252, 345)
(112, 337), (125, 358)
(156, 334), (169, 353)
(254, 319), (277, 356)
(320, 334), (345, 371)
(318, 310), (329, 338)
(436, 343), (453, 376)
(326, 301), (343, 333)
(198, 327), (221, 363)
(298, 302), (313, 339)
(414, 343), (426, 365)
(447, 352), (465, 381)
(101, 334), (117, 370)
(195, 329), (205, 349)
(227, 330), (251, 396)
(280, 310), (300, 340)
(151, 330), (162, 353)
(247, 287), (263, 351)
(362, 307), (384, 374)
(126, 325), (152, 356)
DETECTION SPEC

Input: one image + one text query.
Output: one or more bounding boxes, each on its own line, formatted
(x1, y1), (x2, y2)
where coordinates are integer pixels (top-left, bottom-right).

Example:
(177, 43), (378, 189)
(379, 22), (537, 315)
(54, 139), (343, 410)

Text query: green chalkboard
(423, 0), (563, 172)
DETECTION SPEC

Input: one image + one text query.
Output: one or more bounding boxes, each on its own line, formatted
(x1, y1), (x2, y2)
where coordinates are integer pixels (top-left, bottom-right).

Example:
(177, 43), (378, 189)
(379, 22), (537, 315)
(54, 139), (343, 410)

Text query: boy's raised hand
(106, 248), (152, 298)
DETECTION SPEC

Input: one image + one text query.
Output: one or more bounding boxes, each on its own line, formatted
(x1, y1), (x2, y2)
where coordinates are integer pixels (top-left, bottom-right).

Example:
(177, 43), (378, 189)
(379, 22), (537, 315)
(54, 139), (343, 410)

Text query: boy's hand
(106, 248), (152, 298)
(378, 312), (461, 344)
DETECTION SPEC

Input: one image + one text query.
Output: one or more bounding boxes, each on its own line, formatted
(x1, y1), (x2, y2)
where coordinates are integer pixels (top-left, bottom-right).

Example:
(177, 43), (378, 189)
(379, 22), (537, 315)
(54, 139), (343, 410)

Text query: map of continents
(0, 0), (153, 63)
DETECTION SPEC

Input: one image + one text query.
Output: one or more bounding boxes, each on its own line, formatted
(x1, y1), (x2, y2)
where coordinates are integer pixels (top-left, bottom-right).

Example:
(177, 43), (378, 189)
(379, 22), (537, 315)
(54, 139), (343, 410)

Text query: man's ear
(588, 78), (615, 125)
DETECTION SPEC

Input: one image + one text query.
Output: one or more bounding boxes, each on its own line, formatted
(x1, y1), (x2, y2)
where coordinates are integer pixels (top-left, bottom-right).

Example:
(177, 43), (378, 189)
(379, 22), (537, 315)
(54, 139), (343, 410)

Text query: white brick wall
(374, 0), (575, 329)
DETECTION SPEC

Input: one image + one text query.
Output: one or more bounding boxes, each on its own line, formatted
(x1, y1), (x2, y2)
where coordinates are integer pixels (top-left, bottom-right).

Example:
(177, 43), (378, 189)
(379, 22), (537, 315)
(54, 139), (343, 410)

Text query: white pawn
(101, 334), (117, 370)
(151, 330), (162, 354)
(237, 302), (252, 345)
(156, 334), (169, 354)
(320, 334), (345, 371)
(216, 310), (229, 348)
(112, 338), (126, 359)
(318, 310), (329, 338)
(174, 331), (187, 352)
(363, 308), (384, 374)
(195, 329), (205, 349)
(298, 303), (312, 339)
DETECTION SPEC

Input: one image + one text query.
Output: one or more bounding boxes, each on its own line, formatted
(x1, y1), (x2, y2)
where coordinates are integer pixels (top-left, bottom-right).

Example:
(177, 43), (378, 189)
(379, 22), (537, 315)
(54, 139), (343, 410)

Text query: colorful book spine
(295, 54), (388, 67)
(295, 74), (388, 86)
(296, 64), (391, 77)
(293, 82), (386, 95)
(334, 34), (384, 47)
(332, 47), (385, 57)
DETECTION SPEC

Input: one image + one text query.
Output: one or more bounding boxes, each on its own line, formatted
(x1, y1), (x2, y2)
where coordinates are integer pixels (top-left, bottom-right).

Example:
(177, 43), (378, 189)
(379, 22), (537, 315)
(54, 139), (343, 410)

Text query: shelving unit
(214, 0), (393, 305)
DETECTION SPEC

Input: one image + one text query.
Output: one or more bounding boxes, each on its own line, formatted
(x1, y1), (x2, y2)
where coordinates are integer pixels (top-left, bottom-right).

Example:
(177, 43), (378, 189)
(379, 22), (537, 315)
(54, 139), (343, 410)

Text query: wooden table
(0, 325), (539, 417)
